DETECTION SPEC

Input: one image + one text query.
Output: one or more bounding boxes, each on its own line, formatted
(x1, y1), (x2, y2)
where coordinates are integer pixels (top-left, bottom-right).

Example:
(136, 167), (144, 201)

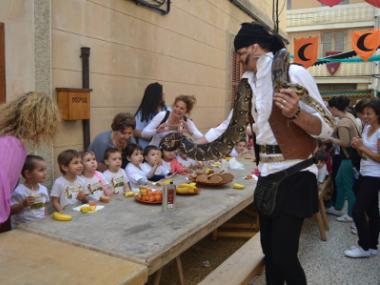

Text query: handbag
(254, 157), (316, 217)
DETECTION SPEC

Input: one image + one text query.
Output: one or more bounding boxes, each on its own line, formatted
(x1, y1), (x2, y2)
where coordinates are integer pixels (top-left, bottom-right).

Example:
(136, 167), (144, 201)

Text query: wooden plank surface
(20, 161), (256, 275)
(198, 233), (264, 285)
(0, 22), (5, 103)
(0, 230), (148, 285)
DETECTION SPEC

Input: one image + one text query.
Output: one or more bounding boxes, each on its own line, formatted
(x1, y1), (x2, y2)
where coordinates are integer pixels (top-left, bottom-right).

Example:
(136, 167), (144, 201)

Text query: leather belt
(259, 155), (285, 163)
(258, 144), (282, 155)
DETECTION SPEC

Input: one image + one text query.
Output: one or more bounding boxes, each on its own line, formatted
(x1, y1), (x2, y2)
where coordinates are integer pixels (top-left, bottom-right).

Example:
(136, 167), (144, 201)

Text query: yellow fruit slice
(124, 191), (135, 198)
(52, 211), (72, 221)
(232, 183), (245, 190)
(80, 205), (96, 213)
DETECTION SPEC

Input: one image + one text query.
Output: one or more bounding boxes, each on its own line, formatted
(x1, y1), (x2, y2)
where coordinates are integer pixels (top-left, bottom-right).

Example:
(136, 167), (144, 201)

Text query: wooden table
(19, 161), (256, 279)
(0, 230), (148, 285)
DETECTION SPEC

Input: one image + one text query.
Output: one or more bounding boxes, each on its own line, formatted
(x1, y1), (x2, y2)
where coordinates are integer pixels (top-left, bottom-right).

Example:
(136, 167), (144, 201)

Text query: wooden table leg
(176, 256), (185, 285)
(315, 212), (327, 241)
(153, 268), (162, 285)
(211, 229), (218, 240)
(319, 195), (329, 231)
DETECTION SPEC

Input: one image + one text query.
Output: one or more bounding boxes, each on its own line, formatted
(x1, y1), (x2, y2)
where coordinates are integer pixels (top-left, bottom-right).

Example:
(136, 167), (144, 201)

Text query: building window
(0, 23), (5, 104)
(321, 31), (346, 55)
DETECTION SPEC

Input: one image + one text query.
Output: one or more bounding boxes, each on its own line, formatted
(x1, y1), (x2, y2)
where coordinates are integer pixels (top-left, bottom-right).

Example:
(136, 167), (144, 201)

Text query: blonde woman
(0, 92), (59, 232)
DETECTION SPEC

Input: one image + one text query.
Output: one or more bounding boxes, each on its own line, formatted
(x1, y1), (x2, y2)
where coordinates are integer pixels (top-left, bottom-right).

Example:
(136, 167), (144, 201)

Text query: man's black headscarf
(234, 22), (285, 53)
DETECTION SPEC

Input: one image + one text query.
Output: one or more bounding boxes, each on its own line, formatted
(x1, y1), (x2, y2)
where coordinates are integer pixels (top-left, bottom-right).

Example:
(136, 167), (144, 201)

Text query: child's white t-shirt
(141, 162), (170, 178)
(125, 163), (148, 189)
(50, 176), (88, 209)
(80, 171), (106, 200)
(230, 148), (238, 158)
(11, 183), (49, 226)
(161, 160), (172, 174)
(176, 155), (197, 168)
(103, 169), (128, 194)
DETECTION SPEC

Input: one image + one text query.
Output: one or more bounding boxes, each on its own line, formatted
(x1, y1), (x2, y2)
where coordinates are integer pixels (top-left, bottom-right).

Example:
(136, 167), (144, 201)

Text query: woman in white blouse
(142, 95), (203, 146)
(345, 98), (380, 258)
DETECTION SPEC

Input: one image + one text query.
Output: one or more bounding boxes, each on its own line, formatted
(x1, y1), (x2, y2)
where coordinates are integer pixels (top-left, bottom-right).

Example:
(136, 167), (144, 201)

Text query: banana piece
(124, 191), (135, 198)
(232, 183), (245, 190)
(80, 205), (97, 213)
(52, 211), (72, 221)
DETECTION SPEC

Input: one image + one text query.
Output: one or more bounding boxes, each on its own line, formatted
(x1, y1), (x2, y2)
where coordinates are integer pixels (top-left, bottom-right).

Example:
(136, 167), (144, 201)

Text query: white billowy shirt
(203, 52), (334, 176)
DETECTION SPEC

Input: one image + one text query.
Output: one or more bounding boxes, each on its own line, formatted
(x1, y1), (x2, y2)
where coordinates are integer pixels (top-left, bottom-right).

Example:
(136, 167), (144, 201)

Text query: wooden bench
(198, 233), (264, 285)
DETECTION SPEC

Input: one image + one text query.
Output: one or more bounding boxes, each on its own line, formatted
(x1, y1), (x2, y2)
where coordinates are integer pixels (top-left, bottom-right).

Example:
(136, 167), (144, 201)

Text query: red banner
(352, 29), (380, 61)
(365, 0), (380, 8)
(294, 37), (319, 68)
(325, 51), (341, 75)
(318, 0), (342, 7)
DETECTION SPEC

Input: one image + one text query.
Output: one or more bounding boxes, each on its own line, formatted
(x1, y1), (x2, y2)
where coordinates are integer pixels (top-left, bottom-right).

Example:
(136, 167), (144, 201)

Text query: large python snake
(160, 48), (334, 161)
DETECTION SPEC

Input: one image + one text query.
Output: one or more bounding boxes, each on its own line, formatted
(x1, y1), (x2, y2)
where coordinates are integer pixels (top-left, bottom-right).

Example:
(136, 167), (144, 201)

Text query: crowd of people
(317, 95), (380, 259)
(0, 22), (379, 285)
(0, 84), (250, 232)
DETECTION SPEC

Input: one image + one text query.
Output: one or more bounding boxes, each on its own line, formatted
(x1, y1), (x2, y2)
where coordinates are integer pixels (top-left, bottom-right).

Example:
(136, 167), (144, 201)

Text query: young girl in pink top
(80, 151), (111, 200)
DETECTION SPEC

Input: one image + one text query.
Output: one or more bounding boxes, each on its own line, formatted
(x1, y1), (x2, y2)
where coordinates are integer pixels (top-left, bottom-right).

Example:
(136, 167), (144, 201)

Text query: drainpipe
(80, 47), (91, 149)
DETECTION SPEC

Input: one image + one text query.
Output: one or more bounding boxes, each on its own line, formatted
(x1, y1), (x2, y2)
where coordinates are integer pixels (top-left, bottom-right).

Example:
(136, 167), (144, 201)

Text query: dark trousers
(0, 215), (11, 233)
(260, 214), (306, 285)
(352, 176), (380, 250)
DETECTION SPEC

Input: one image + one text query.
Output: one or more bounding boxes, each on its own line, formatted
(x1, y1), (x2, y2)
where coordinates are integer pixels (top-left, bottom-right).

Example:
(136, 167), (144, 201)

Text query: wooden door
(0, 22), (5, 103)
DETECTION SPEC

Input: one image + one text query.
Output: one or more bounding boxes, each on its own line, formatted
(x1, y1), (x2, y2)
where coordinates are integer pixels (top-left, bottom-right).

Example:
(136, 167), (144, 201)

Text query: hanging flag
(318, 0), (342, 7)
(325, 51), (341, 75)
(365, 0), (380, 8)
(352, 29), (380, 61)
(294, 37), (319, 68)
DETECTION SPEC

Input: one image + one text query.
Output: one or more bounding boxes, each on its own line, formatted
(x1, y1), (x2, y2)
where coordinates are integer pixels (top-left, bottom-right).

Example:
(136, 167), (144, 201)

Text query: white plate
(73, 204), (105, 212)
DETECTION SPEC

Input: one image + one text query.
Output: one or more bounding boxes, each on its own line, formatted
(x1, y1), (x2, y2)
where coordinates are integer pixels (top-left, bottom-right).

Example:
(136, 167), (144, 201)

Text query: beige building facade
(287, 0), (379, 101)
(0, 0), (286, 179)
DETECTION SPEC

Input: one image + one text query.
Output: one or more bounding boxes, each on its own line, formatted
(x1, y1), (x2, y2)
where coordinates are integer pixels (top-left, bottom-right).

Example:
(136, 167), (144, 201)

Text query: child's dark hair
(21, 155), (45, 178)
(81, 150), (96, 160)
(104, 147), (121, 161)
(57, 149), (80, 174)
(143, 145), (160, 157)
(125, 143), (143, 159)
(238, 138), (247, 144)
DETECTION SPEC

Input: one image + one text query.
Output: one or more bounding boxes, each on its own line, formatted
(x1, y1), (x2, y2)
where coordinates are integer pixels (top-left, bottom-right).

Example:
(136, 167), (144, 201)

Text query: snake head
(159, 132), (182, 151)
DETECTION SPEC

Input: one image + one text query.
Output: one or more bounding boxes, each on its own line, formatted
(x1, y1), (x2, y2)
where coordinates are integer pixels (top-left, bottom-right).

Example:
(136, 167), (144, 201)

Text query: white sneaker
(326, 207), (343, 216)
(337, 214), (353, 222)
(344, 246), (371, 258)
(369, 249), (378, 256)
(350, 223), (357, 235)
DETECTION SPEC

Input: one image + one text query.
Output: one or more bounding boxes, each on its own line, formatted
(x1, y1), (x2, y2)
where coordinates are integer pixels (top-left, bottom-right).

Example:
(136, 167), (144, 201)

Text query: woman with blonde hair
(142, 95), (203, 146)
(0, 92), (59, 232)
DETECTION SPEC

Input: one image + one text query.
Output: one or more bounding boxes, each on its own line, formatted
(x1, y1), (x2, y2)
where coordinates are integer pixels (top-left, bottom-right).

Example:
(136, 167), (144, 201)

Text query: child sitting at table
(51, 149), (89, 212)
(80, 150), (110, 200)
(125, 143), (149, 189)
(176, 149), (202, 169)
(142, 145), (170, 181)
(162, 149), (189, 174)
(11, 155), (50, 226)
(103, 148), (131, 194)
(230, 138), (248, 158)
